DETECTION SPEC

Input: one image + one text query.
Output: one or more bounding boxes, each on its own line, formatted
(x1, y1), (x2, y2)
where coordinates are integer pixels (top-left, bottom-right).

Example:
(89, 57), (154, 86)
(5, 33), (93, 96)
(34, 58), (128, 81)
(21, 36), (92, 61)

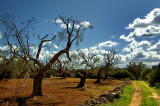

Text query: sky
(0, 0), (160, 68)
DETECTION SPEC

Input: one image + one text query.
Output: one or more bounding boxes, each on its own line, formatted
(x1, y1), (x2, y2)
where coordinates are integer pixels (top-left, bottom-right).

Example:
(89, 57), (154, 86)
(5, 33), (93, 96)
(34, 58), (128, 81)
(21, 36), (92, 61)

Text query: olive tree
(77, 48), (100, 88)
(0, 14), (93, 98)
(94, 49), (121, 83)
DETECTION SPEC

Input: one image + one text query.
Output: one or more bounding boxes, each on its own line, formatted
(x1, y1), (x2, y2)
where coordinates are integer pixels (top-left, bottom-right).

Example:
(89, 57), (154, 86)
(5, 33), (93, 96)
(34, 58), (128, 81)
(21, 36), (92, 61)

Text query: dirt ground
(129, 81), (142, 106)
(0, 78), (124, 106)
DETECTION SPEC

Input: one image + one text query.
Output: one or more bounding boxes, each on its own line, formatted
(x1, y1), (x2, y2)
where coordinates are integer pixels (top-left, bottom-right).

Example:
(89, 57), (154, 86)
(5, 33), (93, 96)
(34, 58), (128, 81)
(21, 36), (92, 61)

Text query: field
(0, 78), (124, 106)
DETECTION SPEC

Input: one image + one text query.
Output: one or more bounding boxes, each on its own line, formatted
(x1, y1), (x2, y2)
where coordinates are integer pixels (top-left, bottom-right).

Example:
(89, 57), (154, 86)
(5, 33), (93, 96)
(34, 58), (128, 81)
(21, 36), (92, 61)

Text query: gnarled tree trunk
(31, 74), (43, 96)
(104, 66), (109, 80)
(94, 68), (104, 83)
(77, 72), (87, 88)
(104, 73), (108, 80)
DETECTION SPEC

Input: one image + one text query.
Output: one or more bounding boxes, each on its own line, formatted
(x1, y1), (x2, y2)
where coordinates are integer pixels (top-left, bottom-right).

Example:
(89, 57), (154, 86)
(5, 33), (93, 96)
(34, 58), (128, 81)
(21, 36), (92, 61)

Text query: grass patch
(137, 81), (158, 106)
(102, 81), (135, 106)
(153, 87), (160, 96)
(143, 81), (160, 96)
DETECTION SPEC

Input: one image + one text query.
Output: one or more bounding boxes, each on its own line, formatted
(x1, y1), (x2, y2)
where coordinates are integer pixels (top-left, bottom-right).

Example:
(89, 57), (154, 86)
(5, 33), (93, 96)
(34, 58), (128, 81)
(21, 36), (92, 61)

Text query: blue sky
(0, 0), (160, 67)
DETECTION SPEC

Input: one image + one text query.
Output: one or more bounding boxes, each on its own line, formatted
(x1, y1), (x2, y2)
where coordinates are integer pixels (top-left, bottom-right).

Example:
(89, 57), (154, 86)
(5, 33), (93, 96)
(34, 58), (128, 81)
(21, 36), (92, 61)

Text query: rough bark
(104, 73), (108, 80)
(77, 73), (87, 88)
(31, 75), (43, 96)
(104, 68), (109, 80)
(94, 68), (104, 84)
(62, 72), (67, 78)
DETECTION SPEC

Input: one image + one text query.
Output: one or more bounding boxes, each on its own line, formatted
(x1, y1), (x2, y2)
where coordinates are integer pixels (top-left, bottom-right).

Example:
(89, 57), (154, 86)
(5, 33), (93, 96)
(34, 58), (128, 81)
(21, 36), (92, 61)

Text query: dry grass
(0, 78), (124, 106)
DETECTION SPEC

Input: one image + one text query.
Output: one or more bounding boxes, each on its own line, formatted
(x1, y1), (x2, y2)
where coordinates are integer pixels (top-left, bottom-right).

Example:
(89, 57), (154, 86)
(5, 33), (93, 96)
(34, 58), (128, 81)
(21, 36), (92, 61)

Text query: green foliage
(127, 62), (146, 80)
(110, 70), (135, 80)
(0, 57), (13, 80)
(140, 68), (152, 81)
(0, 56), (31, 79)
(149, 64), (160, 86)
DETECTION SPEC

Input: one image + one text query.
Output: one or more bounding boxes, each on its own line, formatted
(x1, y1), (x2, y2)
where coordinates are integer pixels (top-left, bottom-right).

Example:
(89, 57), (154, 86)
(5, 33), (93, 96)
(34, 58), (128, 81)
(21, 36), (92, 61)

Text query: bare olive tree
(0, 13), (93, 99)
(56, 55), (71, 78)
(94, 49), (121, 83)
(76, 49), (100, 88)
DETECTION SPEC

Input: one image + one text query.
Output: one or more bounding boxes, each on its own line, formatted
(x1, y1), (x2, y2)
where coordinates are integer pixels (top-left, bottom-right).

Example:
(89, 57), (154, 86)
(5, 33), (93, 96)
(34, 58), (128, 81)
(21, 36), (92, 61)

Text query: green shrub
(140, 68), (152, 81)
(155, 82), (160, 88)
(111, 70), (135, 80)
(149, 64), (160, 86)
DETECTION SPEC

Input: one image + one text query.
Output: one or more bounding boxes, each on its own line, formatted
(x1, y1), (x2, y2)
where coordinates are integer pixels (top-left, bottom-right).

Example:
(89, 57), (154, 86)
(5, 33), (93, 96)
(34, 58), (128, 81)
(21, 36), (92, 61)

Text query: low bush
(140, 68), (152, 81)
(111, 70), (135, 80)
(149, 64), (160, 86)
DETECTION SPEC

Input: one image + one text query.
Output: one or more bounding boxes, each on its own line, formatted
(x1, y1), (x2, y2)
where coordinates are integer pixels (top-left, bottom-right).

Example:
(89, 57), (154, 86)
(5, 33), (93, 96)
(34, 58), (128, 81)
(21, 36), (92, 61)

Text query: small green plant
(137, 81), (158, 106)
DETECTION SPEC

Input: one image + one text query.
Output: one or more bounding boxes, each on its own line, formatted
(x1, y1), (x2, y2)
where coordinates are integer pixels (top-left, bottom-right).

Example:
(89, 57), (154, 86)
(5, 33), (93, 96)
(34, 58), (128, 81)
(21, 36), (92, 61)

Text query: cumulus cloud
(148, 40), (160, 53)
(127, 8), (160, 29)
(74, 24), (80, 29)
(121, 38), (160, 67)
(60, 23), (71, 29)
(30, 46), (37, 54)
(0, 46), (9, 51)
(120, 35), (134, 42)
(138, 40), (151, 47)
(128, 26), (160, 38)
(79, 21), (92, 28)
(122, 47), (131, 52)
(54, 18), (92, 29)
(126, 8), (160, 38)
(122, 48), (160, 63)
(54, 18), (63, 23)
(53, 45), (58, 49)
(98, 41), (118, 48)
(122, 37), (151, 53)
(43, 41), (52, 45)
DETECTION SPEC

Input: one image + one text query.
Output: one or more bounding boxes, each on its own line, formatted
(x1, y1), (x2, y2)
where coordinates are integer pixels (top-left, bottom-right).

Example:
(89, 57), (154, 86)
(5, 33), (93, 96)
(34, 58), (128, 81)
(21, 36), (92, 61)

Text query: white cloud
(43, 41), (52, 45)
(79, 21), (92, 28)
(128, 26), (160, 38)
(148, 40), (160, 53)
(54, 18), (63, 23)
(120, 35), (134, 42)
(30, 46), (37, 54)
(53, 45), (58, 49)
(138, 40), (151, 47)
(122, 37), (151, 53)
(122, 47), (131, 52)
(74, 24), (80, 29)
(120, 38), (160, 67)
(98, 41), (118, 48)
(127, 8), (160, 29)
(0, 46), (9, 50)
(60, 23), (71, 29)
(126, 8), (160, 38)
(0, 32), (3, 39)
